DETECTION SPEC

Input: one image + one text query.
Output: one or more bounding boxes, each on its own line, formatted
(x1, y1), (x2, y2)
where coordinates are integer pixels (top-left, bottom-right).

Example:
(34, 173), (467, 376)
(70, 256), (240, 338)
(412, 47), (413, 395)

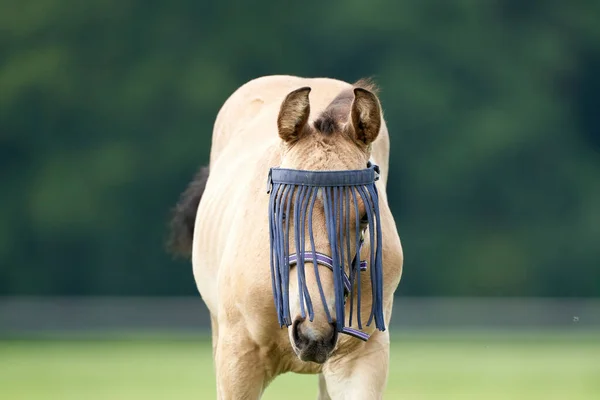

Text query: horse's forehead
(282, 144), (368, 171)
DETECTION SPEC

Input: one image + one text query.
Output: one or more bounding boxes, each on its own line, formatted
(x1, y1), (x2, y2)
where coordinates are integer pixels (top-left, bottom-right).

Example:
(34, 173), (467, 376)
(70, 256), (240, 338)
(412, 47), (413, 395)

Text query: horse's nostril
(328, 323), (338, 346)
(292, 318), (309, 349)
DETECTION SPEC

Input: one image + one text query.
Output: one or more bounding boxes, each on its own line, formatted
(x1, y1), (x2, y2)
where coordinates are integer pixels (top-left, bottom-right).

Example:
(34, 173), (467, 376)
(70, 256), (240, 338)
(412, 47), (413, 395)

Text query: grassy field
(1, 331), (598, 399)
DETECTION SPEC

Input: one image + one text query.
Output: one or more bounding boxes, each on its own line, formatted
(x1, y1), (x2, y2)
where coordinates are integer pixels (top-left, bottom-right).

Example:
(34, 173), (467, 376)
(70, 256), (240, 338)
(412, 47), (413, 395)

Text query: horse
(168, 75), (403, 399)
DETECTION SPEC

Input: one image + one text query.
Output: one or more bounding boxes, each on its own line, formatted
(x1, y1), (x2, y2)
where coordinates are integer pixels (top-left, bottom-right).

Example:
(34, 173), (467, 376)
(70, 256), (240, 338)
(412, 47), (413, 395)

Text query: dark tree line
(1, 0), (599, 296)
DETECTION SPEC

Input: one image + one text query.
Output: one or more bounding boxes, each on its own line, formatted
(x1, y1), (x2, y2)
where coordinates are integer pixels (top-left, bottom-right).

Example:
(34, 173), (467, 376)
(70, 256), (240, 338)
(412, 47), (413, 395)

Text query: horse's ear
(350, 88), (381, 146)
(277, 87), (311, 143)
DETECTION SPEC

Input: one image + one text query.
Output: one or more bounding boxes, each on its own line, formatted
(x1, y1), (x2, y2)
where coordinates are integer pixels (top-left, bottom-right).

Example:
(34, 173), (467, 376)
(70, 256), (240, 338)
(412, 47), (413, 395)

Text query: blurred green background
(1, 1), (600, 399)
(1, 0), (599, 297)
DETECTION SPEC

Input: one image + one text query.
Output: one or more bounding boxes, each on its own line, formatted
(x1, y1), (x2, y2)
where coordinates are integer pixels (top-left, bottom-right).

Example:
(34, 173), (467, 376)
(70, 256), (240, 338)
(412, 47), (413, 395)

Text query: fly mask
(267, 162), (385, 341)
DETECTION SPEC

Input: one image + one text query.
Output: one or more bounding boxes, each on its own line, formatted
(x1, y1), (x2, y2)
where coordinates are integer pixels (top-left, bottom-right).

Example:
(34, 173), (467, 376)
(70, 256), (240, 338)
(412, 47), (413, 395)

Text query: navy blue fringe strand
(267, 165), (385, 339)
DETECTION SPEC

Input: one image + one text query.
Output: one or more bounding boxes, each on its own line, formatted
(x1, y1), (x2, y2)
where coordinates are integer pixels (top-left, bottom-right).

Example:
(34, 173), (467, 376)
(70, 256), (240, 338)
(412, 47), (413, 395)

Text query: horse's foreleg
(317, 373), (332, 400)
(322, 330), (390, 400)
(214, 328), (265, 400)
(210, 314), (219, 362)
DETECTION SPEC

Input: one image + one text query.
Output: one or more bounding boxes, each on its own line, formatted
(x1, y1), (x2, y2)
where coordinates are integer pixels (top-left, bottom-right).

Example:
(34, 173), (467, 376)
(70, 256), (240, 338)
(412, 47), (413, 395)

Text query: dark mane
(353, 77), (380, 95)
(313, 78), (380, 135)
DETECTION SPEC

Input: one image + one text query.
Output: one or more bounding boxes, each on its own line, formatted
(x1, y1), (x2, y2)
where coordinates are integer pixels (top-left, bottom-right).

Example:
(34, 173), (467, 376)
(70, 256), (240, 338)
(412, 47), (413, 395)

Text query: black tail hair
(167, 166), (210, 257)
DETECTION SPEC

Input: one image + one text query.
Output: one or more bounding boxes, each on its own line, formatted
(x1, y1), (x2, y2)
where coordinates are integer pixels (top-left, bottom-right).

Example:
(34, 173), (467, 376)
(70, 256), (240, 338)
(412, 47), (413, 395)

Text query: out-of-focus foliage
(1, 0), (599, 296)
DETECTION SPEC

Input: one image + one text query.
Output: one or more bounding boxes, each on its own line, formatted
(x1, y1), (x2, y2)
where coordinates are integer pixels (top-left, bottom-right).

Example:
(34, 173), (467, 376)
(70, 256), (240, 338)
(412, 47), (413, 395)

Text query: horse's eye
(360, 214), (369, 225)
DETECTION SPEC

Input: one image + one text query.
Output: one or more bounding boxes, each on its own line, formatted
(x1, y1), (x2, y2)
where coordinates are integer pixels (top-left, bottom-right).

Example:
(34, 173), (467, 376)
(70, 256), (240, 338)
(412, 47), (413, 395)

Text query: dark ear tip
(291, 86), (312, 96)
(353, 87), (375, 97)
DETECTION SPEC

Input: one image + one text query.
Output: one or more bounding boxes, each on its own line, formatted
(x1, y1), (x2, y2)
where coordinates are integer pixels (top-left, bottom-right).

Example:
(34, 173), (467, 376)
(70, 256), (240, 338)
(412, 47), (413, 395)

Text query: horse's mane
(313, 77), (379, 135)
(353, 77), (380, 95)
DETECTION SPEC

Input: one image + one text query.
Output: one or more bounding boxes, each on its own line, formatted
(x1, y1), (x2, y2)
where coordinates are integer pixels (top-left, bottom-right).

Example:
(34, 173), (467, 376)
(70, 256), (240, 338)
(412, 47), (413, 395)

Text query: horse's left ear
(277, 87), (311, 143)
(350, 88), (382, 146)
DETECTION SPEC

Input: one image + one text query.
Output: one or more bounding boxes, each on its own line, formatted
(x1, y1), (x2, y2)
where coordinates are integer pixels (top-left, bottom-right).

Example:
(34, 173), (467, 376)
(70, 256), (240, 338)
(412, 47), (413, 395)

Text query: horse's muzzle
(291, 318), (338, 364)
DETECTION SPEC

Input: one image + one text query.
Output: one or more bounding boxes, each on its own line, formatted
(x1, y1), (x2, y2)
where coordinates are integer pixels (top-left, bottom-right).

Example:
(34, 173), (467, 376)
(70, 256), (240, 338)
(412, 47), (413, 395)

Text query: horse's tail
(167, 165), (210, 258)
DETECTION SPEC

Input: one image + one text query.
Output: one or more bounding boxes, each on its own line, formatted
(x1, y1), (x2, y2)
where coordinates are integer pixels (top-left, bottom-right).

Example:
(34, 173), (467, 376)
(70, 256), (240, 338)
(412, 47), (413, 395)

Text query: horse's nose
(292, 318), (338, 364)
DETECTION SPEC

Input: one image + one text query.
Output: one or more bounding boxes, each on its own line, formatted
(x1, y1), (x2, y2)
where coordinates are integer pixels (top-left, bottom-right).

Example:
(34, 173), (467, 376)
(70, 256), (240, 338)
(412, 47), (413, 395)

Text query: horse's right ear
(277, 87), (311, 143)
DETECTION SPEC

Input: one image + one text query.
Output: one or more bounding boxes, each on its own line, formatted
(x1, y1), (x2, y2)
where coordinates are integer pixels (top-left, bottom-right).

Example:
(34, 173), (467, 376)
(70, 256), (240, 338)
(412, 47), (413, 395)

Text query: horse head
(269, 81), (385, 364)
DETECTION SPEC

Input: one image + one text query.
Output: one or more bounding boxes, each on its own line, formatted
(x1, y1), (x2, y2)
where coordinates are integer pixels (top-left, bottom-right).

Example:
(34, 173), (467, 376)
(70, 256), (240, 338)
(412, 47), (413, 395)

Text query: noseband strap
(287, 249), (367, 295)
(267, 162), (386, 342)
(287, 236), (373, 341)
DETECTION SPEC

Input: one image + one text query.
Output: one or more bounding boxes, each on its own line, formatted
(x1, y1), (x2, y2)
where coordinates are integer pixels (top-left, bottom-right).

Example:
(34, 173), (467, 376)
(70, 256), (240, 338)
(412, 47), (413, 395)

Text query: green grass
(1, 331), (599, 399)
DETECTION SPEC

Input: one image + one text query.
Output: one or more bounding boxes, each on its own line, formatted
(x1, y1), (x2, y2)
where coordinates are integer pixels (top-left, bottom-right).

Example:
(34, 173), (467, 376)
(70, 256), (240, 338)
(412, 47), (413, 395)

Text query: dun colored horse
(169, 75), (403, 399)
